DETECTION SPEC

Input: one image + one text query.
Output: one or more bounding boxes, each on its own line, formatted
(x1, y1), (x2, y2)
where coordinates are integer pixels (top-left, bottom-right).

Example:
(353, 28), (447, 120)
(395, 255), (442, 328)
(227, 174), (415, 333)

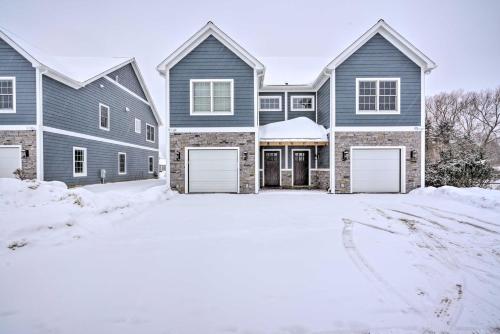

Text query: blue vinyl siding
(317, 79), (330, 128)
(43, 132), (158, 186)
(336, 33), (421, 126)
(169, 35), (254, 127)
(288, 92), (316, 122)
(107, 63), (147, 100)
(0, 37), (36, 125)
(43, 75), (158, 149)
(259, 92), (285, 125)
(317, 145), (329, 168)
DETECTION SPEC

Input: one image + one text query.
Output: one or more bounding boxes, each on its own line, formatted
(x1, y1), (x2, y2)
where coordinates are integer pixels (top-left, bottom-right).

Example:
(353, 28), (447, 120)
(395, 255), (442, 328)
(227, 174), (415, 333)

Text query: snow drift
(259, 117), (328, 140)
(410, 186), (500, 211)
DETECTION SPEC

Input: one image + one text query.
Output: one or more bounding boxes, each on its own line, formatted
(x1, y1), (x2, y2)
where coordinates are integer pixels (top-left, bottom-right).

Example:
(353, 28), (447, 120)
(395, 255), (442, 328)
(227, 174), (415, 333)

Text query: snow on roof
(0, 27), (132, 85)
(259, 57), (330, 86)
(259, 117), (328, 141)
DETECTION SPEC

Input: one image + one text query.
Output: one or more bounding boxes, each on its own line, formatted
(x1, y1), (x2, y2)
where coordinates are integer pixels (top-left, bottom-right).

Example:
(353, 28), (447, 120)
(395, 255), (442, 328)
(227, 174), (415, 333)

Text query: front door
(293, 150), (309, 186)
(264, 151), (280, 187)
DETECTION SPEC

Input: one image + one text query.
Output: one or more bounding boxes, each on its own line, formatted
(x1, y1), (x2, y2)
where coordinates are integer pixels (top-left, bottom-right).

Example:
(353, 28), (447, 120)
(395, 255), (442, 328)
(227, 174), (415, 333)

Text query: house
(157, 19), (436, 194)
(0, 28), (162, 185)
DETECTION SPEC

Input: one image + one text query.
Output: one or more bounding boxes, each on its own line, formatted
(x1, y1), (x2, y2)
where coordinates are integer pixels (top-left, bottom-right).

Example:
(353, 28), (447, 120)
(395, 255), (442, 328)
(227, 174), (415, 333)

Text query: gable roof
(0, 26), (162, 125)
(326, 19), (437, 72)
(156, 21), (265, 74)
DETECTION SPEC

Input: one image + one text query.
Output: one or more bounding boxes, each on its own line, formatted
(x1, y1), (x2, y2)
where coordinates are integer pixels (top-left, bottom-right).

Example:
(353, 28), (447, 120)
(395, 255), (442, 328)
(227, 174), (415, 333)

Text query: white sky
(1, 0), (499, 155)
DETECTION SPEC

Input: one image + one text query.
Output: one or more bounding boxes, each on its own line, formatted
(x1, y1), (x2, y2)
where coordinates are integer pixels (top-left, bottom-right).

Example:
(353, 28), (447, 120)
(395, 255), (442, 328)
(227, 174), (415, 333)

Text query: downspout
(255, 69), (265, 193)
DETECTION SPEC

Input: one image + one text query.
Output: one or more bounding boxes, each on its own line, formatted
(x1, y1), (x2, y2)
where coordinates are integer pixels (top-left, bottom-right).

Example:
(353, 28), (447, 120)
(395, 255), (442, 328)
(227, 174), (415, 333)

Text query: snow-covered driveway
(0, 180), (499, 333)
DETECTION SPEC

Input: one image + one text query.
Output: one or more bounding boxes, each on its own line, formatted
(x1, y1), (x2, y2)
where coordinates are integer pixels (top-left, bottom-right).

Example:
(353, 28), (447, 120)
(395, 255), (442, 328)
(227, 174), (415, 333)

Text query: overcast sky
(1, 0), (499, 153)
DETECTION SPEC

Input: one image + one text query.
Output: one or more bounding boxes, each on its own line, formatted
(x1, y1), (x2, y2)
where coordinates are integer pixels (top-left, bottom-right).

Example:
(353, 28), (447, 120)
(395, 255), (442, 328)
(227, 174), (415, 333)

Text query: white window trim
(118, 152), (127, 175)
(148, 156), (154, 174)
(290, 95), (315, 112)
(259, 95), (282, 112)
(355, 78), (401, 115)
(146, 123), (156, 143)
(189, 79), (234, 116)
(0, 76), (16, 114)
(73, 146), (87, 177)
(135, 118), (141, 134)
(99, 103), (110, 131)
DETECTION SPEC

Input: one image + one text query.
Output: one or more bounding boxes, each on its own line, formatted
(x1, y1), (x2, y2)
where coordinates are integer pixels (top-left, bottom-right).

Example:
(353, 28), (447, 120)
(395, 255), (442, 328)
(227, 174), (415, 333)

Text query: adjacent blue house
(0, 28), (162, 185)
(157, 20), (436, 194)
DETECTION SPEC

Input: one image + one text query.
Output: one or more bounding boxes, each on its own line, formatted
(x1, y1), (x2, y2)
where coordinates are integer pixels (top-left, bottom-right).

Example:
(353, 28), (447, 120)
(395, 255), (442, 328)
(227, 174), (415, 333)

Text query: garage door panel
(352, 148), (401, 193)
(0, 147), (21, 178)
(188, 149), (239, 193)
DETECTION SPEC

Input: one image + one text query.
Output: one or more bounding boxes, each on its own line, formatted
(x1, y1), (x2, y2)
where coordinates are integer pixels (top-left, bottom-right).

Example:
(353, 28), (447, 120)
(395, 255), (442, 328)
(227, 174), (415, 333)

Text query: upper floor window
(73, 147), (87, 177)
(259, 96), (282, 111)
(135, 118), (141, 134)
(356, 78), (400, 114)
(99, 103), (110, 130)
(118, 152), (127, 175)
(0, 77), (16, 113)
(190, 79), (234, 115)
(291, 96), (314, 111)
(146, 123), (155, 142)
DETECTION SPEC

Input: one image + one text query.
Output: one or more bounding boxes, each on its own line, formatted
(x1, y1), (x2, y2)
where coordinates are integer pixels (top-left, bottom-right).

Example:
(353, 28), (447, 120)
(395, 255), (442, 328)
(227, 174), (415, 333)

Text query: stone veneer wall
(0, 130), (37, 179)
(311, 169), (330, 190)
(335, 131), (421, 193)
(170, 132), (255, 194)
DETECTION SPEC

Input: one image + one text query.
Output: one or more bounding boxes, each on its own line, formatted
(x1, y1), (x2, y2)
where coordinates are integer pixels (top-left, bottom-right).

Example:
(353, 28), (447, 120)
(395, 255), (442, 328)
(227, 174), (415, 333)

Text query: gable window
(146, 123), (155, 142)
(118, 152), (127, 175)
(135, 118), (141, 134)
(0, 77), (16, 113)
(291, 96), (314, 111)
(356, 78), (400, 114)
(259, 96), (282, 111)
(99, 103), (110, 130)
(148, 156), (154, 173)
(73, 147), (87, 177)
(190, 79), (234, 115)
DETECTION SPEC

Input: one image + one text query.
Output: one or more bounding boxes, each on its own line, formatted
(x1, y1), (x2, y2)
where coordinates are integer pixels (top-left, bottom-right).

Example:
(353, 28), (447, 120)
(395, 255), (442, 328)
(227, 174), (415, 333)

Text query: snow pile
(410, 186), (500, 211)
(259, 117), (328, 140)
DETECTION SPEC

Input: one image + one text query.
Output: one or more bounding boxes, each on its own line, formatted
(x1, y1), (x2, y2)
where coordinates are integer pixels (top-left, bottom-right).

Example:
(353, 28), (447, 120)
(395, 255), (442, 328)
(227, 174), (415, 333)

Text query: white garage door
(0, 146), (21, 178)
(188, 149), (239, 193)
(351, 148), (401, 193)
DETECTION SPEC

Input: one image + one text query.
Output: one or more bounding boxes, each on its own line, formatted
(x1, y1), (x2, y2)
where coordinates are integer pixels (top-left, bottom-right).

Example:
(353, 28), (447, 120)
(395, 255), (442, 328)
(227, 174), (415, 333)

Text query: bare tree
(470, 87), (500, 148)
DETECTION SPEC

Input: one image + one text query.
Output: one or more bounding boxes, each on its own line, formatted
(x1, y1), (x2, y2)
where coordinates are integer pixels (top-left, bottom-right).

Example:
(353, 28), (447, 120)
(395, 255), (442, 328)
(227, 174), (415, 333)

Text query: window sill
(190, 112), (234, 116)
(0, 110), (16, 114)
(99, 127), (110, 131)
(356, 111), (400, 115)
(260, 109), (282, 112)
(290, 108), (314, 112)
(73, 173), (87, 177)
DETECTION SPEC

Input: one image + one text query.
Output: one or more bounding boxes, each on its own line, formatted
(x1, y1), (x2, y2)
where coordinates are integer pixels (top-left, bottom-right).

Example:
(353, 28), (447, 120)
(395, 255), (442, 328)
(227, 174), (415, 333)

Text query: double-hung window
(259, 96), (282, 111)
(190, 79), (234, 115)
(146, 123), (155, 142)
(73, 147), (87, 177)
(356, 78), (400, 114)
(291, 96), (314, 111)
(118, 152), (127, 175)
(148, 156), (154, 174)
(0, 77), (16, 113)
(135, 118), (141, 134)
(99, 103), (110, 130)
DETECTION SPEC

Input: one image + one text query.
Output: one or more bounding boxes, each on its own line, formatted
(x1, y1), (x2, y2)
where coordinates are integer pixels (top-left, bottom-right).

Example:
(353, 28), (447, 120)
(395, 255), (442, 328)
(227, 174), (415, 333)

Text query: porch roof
(259, 117), (328, 146)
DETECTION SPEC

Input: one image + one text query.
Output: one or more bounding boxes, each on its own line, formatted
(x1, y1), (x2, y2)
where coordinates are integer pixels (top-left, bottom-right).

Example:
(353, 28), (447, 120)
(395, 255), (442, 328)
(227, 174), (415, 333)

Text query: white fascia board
(326, 20), (437, 72)
(0, 29), (41, 67)
(170, 127), (256, 133)
(333, 126), (424, 132)
(129, 60), (163, 126)
(0, 125), (37, 130)
(156, 22), (265, 73)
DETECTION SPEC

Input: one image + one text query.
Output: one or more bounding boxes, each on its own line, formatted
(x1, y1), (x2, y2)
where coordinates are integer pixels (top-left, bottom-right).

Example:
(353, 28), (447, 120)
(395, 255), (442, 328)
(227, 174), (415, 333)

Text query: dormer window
(356, 78), (400, 114)
(190, 79), (234, 115)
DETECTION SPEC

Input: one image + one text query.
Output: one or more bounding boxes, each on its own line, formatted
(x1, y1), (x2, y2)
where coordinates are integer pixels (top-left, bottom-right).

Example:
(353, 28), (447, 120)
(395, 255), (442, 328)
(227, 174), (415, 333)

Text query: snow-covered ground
(1, 179), (499, 333)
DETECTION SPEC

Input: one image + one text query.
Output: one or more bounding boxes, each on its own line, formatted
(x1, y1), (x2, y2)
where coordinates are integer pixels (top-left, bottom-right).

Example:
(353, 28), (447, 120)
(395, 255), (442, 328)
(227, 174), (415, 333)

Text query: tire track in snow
(341, 218), (423, 317)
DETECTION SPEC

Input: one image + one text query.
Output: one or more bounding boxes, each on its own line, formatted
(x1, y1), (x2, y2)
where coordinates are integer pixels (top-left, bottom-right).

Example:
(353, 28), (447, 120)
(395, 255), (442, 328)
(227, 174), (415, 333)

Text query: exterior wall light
(243, 151), (248, 160)
(342, 150), (350, 161)
(410, 150), (418, 162)
(315, 153), (320, 160)
(175, 151), (181, 161)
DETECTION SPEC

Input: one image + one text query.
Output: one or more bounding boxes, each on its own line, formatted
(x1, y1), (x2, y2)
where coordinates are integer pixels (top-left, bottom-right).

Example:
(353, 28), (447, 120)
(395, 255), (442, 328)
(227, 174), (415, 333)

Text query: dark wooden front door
(293, 151), (309, 186)
(264, 151), (280, 187)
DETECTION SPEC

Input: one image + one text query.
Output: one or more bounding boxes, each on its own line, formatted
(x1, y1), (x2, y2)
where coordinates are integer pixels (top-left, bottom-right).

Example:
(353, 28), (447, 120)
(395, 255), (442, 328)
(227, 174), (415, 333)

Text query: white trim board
(104, 76), (151, 106)
(333, 126), (423, 132)
(349, 146), (406, 194)
(43, 126), (159, 152)
(262, 148), (282, 187)
(0, 125), (37, 131)
(184, 146), (241, 194)
(170, 127), (256, 133)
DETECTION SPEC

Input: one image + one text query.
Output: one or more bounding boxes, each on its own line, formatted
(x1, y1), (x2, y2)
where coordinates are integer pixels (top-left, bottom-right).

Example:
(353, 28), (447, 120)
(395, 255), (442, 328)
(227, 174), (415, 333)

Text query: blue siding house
(0, 28), (162, 185)
(158, 20), (436, 194)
